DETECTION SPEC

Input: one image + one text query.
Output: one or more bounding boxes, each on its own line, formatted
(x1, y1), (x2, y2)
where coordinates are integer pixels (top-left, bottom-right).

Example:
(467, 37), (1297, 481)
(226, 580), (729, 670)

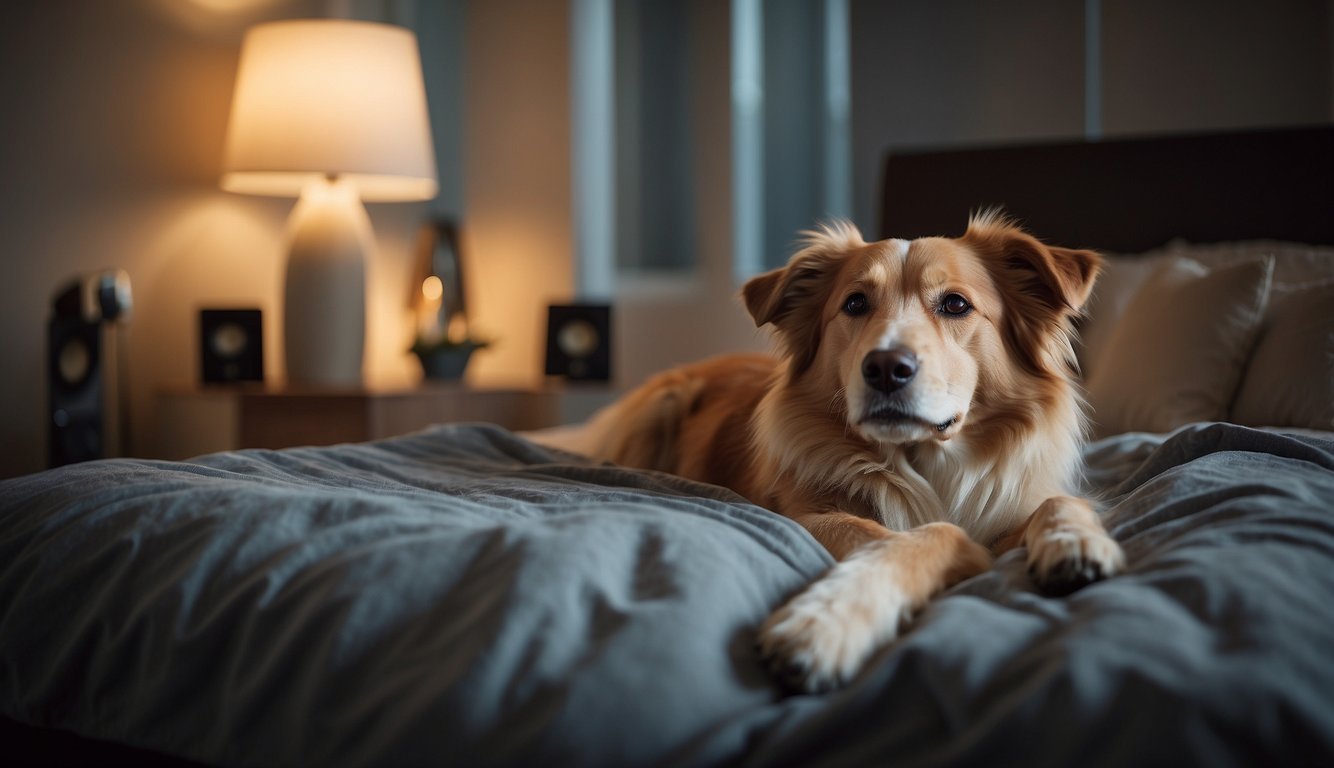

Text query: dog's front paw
(1021, 496), (1125, 596)
(756, 545), (911, 693)
(1027, 526), (1124, 595)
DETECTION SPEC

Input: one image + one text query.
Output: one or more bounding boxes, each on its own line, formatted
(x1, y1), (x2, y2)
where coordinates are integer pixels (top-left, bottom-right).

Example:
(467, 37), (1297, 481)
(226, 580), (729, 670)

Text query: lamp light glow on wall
(221, 19), (437, 386)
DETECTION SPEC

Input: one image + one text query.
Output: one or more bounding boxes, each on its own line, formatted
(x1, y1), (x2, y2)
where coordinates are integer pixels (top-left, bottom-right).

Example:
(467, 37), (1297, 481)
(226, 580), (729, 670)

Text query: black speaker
(48, 318), (101, 466)
(200, 309), (264, 384)
(544, 304), (612, 381)
(47, 270), (132, 468)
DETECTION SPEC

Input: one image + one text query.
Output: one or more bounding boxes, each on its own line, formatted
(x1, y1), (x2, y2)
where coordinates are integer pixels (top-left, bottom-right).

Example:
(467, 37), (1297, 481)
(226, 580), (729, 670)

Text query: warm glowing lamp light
(421, 275), (444, 302)
(221, 19), (437, 386)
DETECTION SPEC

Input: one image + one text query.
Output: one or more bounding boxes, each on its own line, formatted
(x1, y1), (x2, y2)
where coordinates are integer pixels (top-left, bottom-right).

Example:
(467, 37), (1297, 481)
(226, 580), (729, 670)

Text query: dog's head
(742, 212), (1099, 446)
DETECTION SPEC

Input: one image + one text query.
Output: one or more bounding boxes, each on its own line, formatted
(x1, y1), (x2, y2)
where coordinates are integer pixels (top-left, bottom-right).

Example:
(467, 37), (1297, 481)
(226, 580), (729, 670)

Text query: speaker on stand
(47, 270), (132, 468)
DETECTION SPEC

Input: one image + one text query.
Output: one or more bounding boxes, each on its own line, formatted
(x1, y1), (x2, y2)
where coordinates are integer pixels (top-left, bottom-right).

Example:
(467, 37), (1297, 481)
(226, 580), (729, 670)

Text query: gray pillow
(1086, 255), (1274, 437)
(1230, 280), (1334, 431)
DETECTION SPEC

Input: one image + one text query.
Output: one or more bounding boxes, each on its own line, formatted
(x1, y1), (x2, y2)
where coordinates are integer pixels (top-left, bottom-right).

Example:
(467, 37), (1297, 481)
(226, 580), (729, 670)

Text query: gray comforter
(1, 422), (1332, 767)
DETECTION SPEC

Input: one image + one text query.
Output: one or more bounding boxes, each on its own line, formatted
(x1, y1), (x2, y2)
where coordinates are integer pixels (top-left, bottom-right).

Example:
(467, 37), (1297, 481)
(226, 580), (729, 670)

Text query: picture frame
(544, 303), (612, 381)
(199, 308), (264, 384)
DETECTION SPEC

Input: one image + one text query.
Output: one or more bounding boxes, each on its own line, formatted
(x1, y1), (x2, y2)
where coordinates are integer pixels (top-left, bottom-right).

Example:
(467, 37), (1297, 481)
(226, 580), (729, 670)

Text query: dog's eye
(843, 293), (870, 317)
(939, 293), (972, 317)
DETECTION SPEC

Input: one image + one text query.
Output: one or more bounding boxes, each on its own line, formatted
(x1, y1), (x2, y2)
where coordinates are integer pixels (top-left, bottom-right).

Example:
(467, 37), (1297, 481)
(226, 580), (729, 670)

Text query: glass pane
(758, 0), (851, 271)
(614, 0), (696, 273)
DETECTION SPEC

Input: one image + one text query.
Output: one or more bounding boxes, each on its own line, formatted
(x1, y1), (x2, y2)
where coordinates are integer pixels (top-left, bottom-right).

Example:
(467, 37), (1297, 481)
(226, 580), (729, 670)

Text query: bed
(4, 126), (1333, 766)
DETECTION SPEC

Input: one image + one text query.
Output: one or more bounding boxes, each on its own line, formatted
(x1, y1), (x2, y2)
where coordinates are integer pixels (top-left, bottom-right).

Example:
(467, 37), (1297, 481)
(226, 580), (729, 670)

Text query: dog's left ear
(964, 213), (1101, 374)
(1007, 242), (1101, 315)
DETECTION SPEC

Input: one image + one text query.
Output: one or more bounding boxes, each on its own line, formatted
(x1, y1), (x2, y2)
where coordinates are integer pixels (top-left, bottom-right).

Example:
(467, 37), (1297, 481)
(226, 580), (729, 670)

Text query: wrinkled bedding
(1, 422), (1332, 767)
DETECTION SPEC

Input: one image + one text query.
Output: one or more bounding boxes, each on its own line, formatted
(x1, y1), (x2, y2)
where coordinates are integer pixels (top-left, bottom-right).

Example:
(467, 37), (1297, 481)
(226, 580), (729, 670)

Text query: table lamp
(221, 19), (437, 386)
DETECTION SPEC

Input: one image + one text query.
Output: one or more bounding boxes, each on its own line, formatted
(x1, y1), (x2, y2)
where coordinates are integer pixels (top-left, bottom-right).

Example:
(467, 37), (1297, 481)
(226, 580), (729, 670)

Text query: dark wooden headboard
(878, 125), (1334, 252)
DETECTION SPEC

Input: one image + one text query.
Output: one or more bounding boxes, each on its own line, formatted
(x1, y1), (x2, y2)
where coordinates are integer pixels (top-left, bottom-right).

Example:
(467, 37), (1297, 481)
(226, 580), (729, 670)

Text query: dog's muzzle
(859, 348), (957, 434)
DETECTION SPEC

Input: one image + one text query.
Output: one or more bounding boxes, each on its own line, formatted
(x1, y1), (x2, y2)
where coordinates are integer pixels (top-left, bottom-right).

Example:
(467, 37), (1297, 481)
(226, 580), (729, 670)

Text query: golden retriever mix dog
(537, 212), (1125, 692)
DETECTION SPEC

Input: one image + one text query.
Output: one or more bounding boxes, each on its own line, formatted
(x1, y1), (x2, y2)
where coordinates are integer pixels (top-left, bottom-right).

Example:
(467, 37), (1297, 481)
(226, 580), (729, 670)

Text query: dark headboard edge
(879, 125), (1334, 253)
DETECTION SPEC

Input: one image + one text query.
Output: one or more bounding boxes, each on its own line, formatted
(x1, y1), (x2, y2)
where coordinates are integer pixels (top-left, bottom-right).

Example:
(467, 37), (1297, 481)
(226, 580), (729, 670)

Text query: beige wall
(460, 0), (575, 388)
(2, 2), (285, 477)
(0, 1), (455, 477)
(1102, 0), (1333, 135)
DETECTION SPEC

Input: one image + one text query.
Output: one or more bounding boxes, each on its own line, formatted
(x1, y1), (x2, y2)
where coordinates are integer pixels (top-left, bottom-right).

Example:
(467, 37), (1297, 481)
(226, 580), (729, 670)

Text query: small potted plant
(411, 335), (488, 381)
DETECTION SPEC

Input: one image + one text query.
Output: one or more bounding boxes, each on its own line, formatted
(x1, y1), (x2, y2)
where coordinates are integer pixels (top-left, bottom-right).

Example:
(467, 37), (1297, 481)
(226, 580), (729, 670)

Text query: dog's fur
(536, 213), (1125, 692)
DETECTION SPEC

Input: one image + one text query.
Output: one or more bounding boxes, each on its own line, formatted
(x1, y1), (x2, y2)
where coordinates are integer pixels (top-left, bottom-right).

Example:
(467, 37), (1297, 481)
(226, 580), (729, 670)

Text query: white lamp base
(283, 177), (373, 387)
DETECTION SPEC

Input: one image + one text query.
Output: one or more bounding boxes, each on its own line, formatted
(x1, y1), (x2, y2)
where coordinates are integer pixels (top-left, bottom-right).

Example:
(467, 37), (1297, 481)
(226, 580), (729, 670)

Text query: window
(572, 0), (852, 289)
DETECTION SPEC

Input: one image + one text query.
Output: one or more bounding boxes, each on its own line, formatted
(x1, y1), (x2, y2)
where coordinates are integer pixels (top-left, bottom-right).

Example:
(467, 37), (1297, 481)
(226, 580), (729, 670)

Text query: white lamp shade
(221, 19), (438, 202)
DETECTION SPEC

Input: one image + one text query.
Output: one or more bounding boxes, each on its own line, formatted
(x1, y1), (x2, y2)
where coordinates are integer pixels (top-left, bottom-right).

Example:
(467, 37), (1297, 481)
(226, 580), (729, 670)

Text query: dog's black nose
(862, 348), (918, 393)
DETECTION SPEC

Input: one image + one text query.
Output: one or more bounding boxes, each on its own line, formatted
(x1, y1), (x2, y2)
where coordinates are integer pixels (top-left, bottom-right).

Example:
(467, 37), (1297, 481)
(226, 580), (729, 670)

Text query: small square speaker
(545, 304), (611, 381)
(200, 309), (264, 384)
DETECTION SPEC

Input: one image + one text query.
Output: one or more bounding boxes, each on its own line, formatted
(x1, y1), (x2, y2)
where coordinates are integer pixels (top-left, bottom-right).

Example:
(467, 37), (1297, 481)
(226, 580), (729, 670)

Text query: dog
(536, 212), (1125, 692)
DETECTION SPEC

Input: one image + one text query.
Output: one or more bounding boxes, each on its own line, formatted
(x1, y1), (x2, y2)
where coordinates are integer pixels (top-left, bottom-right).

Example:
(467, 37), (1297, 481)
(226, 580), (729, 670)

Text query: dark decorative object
(410, 219), (488, 380)
(47, 270), (132, 467)
(545, 304), (611, 381)
(200, 309), (264, 384)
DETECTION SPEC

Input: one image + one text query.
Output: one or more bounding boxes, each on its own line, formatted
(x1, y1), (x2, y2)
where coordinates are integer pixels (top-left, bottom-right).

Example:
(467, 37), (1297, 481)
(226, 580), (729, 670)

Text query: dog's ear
(741, 267), (788, 327)
(1021, 243), (1101, 314)
(741, 255), (842, 328)
(964, 212), (1102, 375)
(741, 223), (862, 372)
(1000, 241), (1101, 315)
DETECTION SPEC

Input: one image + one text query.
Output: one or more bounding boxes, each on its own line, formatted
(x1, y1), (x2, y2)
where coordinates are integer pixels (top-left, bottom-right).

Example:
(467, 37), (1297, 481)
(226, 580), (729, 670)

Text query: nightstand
(155, 383), (613, 460)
